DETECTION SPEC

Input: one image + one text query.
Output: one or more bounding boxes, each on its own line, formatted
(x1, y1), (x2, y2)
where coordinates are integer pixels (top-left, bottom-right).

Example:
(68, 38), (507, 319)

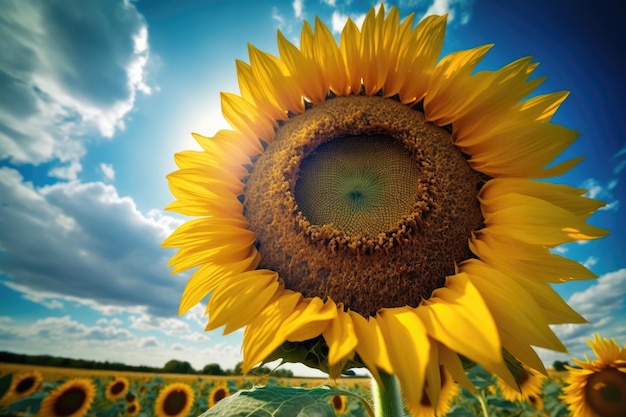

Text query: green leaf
(197, 385), (352, 417)
(6, 391), (46, 414)
(486, 396), (518, 412)
(0, 374), (12, 401)
(446, 407), (477, 417)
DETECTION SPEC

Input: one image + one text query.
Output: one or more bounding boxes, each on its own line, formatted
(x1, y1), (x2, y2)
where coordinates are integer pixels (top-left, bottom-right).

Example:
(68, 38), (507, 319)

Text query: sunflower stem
(371, 371), (404, 417)
(477, 390), (490, 417)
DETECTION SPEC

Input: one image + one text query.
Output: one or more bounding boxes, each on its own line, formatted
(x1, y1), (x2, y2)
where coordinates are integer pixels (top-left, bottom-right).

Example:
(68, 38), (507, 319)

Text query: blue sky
(0, 0), (624, 377)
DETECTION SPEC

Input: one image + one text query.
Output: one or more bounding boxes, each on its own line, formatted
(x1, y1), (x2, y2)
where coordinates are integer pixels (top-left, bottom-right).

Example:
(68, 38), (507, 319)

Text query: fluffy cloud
(0, 0), (152, 179)
(537, 269), (626, 365)
(0, 167), (184, 318)
(100, 163), (116, 181)
(0, 315), (240, 370)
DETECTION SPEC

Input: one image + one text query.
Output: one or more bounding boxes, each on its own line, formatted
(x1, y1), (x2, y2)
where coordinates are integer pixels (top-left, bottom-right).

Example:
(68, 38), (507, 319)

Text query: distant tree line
(0, 351), (293, 377)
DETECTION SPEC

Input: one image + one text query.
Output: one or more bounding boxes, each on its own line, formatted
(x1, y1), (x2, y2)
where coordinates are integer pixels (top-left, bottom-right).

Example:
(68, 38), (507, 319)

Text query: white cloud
(0, 315), (242, 370)
(422, 0), (474, 25)
(582, 256), (598, 270)
(293, 0), (304, 19)
(129, 314), (191, 335)
(331, 10), (367, 34)
(580, 178), (619, 211)
(567, 268), (626, 324)
(0, 0), (153, 179)
(100, 163), (116, 181)
(0, 167), (184, 318)
(536, 269), (626, 366)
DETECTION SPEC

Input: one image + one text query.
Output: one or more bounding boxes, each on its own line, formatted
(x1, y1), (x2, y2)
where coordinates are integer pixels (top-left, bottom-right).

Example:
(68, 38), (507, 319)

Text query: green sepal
(263, 336), (364, 377)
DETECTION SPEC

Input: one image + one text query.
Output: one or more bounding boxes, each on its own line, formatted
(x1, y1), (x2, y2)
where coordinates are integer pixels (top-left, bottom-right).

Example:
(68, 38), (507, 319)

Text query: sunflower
(3, 371), (43, 402)
(105, 377), (129, 402)
(561, 334), (626, 417)
(127, 399), (141, 417)
(208, 383), (230, 408)
(497, 365), (546, 403)
(154, 382), (194, 417)
(163, 5), (607, 414)
(329, 394), (348, 415)
(38, 379), (96, 417)
(415, 366), (459, 417)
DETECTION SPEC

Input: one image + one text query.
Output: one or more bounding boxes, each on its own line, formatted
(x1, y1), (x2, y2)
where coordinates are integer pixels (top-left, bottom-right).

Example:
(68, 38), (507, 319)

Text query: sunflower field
(0, 361), (615, 417)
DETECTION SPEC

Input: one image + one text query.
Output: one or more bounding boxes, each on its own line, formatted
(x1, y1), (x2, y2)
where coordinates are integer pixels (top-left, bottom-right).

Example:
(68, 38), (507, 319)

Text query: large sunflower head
(164, 5), (607, 415)
(154, 382), (194, 417)
(38, 379), (96, 417)
(105, 376), (129, 402)
(561, 334), (626, 417)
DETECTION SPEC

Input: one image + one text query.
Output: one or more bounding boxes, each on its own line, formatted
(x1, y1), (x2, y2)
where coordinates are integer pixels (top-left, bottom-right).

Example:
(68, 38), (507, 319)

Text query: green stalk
(371, 371), (404, 417)
(476, 391), (490, 417)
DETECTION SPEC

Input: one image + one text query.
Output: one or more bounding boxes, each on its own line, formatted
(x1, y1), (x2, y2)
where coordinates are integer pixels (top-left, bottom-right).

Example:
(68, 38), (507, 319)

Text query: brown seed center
(244, 96), (484, 316)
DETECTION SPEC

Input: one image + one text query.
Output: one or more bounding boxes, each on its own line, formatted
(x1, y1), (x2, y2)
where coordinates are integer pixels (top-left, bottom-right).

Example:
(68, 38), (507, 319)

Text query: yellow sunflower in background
(416, 366), (459, 417)
(562, 334), (626, 417)
(154, 382), (194, 417)
(3, 371), (43, 402)
(127, 398), (141, 417)
(497, 365), (546, 403)
(38, 379), (96, 417)
(105, 376), (129, 402)
(329, 394), (348, 415)
(208, 383), (230, 408)
(163, 5), (607, 415)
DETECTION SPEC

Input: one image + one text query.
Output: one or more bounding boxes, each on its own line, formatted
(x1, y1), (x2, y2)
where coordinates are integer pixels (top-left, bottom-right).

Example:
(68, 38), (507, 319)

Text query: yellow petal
(220, 92), (275, 142)
(359, 6), (386, 95)
(313, 17), (349, 96)
(416, 272), (516, 387)
(461, 122), (579, 178)
(461, 259), (566, 353)
(424, 44), (492, 125)
(323, 305), (358, 366)
(277, 30), (326, 104)
(480, 178), (606, 218)
(242, 291), (302, 373)
(348, 311), (393, 383)
(279, 297), (337, 342)
(377, 307), (430, 413)
(470, 230), (596, 283)
(396, 14), (447, 103)
(248, 45), (304, 117)
(481, 193), (608, 246)
(437, 342), (475, 393)
(178, 249), (260, 315)
(193, 130), (259, 163)
(339, 18), (362, 94)
(207, 269), (280, 333)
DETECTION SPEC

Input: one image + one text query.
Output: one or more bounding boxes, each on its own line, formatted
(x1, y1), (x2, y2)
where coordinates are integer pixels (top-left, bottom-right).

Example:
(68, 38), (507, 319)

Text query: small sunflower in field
(562, 334), (626, 417)
(105, 377), (129, 402)
(3, 371), (43, 402)
(154, 382), (194, 417)
(415, 366), (459, 417)
(208, 383), (230, 408)
(38, 379), (96, 417)
(329, 394), (348, 415)
(164, 5), (607, 414)
(126, 398), (141, 417)
(497, 365), (546, 403)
